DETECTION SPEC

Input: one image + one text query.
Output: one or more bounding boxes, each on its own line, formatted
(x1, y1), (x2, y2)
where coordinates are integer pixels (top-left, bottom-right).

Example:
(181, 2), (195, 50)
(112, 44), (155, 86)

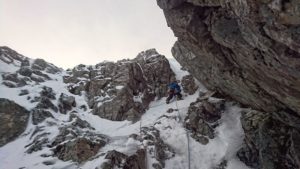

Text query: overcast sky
(0, 0), (176, 69)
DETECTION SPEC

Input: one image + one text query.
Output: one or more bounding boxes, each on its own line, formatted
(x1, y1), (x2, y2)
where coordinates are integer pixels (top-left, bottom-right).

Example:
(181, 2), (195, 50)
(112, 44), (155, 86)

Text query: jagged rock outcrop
(0, 46), (26, 64)
(184, 97), (225, 144)
(99, 125), (175, 169)
(69, 113), (95, 130)
(181, 74), (198, 95)
(134, 49), (176, 99)
(157, 1), (300, 168)
(31, 58), (61, 74)
(101, 149), (146, 169)
(140, 126), (175, 168)
(26, 114), (108, 160)
(33, 86), (58, 113)
(2, 73), (27, 87)
(237, 110), (300, 169)
(0, 98), (29, 147)
(1, 46), (61, 88)
(157, 0), (300, 114)
(31, 109), (54, 125)
(58, 93), (76, 114)
(53, 137), (106, 163)
(64, 49), (175, 121)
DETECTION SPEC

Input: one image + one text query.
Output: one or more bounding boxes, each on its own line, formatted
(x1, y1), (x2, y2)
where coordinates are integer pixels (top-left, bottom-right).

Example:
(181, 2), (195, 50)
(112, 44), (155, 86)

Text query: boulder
(140, 126), (175, 168)
(36, 97), (58, 112)
(31, 59), (47, 71)
(18, 67), (32, 77)
(102, 149), (146, 169)
(19, 89), (29, 96)
(184, 97), (225, 144)
(0, 99), (29, 147)
(47, 124), (108, 163)
(31, 58), (61, 74)
(32, 70), (51, 80)
(21, 59), (30, 67)
(58, 93), (76, 114)
(2, 81), (17, 88)
(25, 132), (50, 153)
(31, 109), (54, 125)
(181, 74), (198, 95)
(100, 126), (173, 169)
(69, 113), (94, 130)
(72, 64), (90, 78)
(40, 86), (56, 99)
(2, 73), (27, 87)
(54, 137), (106, 163)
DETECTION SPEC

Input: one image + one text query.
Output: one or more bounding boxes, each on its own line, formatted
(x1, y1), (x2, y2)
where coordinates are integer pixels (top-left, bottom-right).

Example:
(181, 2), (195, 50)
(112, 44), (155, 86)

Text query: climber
(166, 80), (182, 104)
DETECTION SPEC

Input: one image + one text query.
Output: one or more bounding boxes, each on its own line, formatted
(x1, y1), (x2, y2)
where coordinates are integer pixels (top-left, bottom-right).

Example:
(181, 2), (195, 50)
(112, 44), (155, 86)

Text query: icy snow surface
(0, 58), (250, 169)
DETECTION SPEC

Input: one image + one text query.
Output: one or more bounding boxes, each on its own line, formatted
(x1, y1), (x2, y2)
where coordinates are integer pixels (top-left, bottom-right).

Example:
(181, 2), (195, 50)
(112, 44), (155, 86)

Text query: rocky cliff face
(157, 0), (300, 113)
(64, 48), (175, 121)
(157, 0), (300, 168)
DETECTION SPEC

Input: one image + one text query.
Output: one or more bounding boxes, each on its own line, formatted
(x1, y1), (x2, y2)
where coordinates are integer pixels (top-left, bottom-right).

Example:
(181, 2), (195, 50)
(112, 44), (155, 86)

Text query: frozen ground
(0, 58), (250, 169)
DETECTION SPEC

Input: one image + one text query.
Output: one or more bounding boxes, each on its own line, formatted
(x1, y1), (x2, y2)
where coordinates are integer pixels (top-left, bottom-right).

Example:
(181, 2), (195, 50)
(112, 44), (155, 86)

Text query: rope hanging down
(175, 97), (191, 169)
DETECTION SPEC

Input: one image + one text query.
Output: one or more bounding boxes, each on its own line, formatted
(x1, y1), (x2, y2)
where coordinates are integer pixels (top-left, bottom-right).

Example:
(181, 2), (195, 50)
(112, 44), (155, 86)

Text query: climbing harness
(175, 96), (191, 169)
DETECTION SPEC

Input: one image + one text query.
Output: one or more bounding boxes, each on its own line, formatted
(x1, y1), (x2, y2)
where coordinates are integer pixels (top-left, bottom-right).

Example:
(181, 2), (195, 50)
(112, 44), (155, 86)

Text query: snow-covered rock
(184, 98), (225, 145)
(181, 75), (198, 95)
(0, 98), (29, 146)
(64, 48), (176, 121)
(0, 46), (250, 169)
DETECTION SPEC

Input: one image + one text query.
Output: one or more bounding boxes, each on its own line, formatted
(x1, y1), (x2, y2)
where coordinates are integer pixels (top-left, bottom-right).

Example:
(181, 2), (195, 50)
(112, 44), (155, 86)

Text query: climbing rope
(175, 96), (191, 169)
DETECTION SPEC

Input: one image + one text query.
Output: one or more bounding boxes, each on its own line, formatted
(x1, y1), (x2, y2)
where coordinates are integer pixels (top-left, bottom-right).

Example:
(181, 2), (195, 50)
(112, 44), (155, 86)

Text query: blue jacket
(168, 82), (181, 93)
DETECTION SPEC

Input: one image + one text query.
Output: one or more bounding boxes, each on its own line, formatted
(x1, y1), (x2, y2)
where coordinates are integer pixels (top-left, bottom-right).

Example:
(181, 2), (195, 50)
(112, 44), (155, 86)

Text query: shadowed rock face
(157, 0), (300, 114)
(0, 98), (29, 147)
(238, 110), (300, 169)
(157, 1), (300, 168)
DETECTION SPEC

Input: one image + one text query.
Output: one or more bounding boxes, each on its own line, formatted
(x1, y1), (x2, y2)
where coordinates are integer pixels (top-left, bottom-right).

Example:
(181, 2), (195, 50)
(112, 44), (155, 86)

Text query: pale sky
(0, 0), (176, 69)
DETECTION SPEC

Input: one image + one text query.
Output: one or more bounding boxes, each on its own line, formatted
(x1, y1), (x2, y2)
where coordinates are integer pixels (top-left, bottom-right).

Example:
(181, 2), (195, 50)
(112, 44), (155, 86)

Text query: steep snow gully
(0, 50), (251, 169)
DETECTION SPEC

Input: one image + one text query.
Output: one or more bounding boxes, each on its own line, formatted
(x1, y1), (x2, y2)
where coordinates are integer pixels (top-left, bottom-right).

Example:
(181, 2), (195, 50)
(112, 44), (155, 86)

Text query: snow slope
(0, 58), (250, 169)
